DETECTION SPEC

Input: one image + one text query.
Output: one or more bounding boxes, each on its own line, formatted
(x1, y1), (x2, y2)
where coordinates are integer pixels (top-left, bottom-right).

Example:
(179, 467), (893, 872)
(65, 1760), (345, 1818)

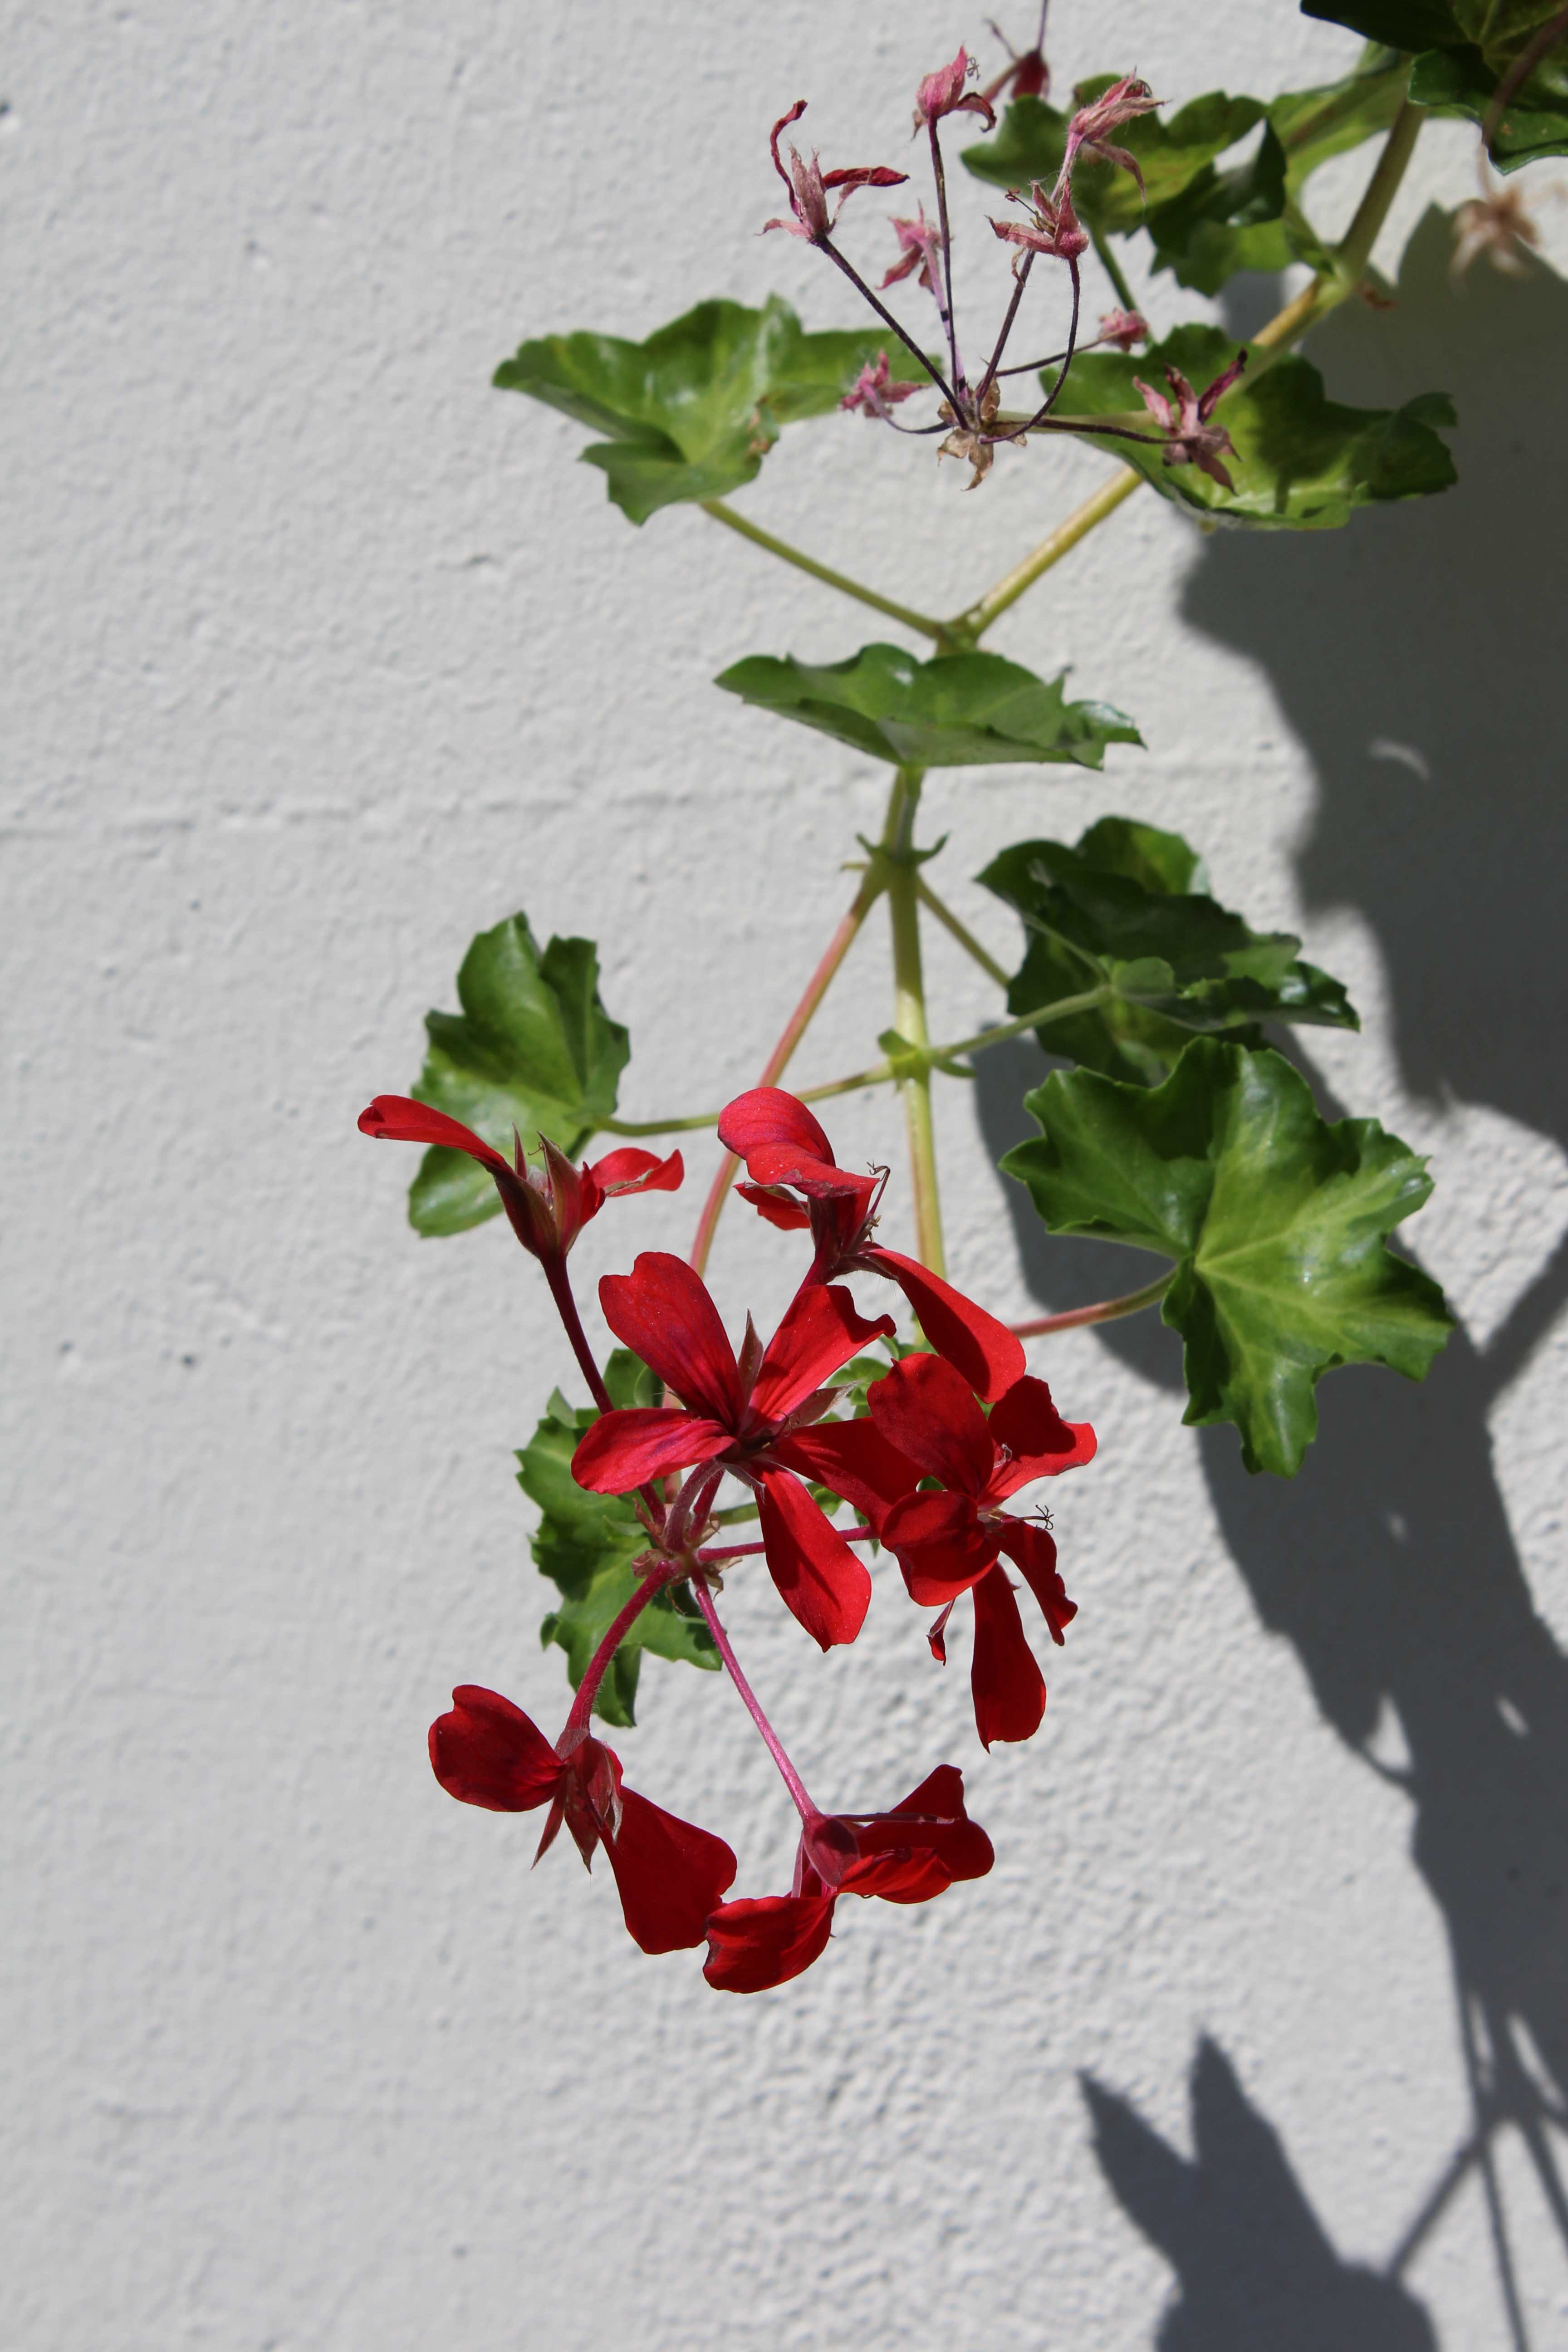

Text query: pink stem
(689, 873), (882, 1278)
(701, 1525), (878, 1563)
(691, 1579), (818, 1823)
(564, 1569), (669, 1733)
(543, 1256), (613, 1416)
(1010, 1269), (1173, 1337)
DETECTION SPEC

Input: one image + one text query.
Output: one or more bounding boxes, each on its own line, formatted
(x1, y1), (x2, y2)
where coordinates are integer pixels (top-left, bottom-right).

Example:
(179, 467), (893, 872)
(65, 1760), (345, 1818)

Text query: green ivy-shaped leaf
(1410, 42), (1568, 167)
(517, 1352), (717, 1727)
(979, 816), (1357, 1085)
(961, 82), (1269, 231)
(407, 914), (629, 1236)
(1056, 324), (1456, 528)
(495, 297), (927, 524)
(1002, 1040), (1452, 1475)
(1142, 122), (1294, 294)
(715, 642), (1142, 769)
(1304, 0), (1565, 71)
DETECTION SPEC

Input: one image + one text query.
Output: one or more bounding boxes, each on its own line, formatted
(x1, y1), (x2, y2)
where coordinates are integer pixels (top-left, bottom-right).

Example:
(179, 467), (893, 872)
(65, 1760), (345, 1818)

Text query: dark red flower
(428, 1686), (736, 1955)
(982, 10), (1050, 105)
(912, 49), (997, 134)
(703, 1763), (994, 1992)
(358, 1097), (682, 1262)
(718, 1088), (1027, 1404)
(867, 1353), (1094, 1748)
(570, 1252), (916, 1649)
(764, 100), (907, 244)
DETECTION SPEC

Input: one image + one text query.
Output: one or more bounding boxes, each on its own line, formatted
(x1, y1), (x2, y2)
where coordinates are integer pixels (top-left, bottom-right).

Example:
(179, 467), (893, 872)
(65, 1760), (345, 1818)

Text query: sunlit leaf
(1054, 324), (1456, 529)
(1002, 1041), (1452, 1475)
(1410, 41), (1568, 166)
(979, 816), (1357, 1085)
(407, 915), (628, 1235)
(715, 642), (1142, 769)
(495, 297), (928, 523)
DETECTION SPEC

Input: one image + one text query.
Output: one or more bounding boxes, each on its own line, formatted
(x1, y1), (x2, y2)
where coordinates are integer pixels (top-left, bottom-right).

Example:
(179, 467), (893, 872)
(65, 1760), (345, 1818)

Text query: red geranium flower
(428, 1686), (735, 1954)
(867, 1352), (1095, 1748)
(717, 1088), (1026, 1404)
(703, 1763), (994, 1992)
(570, 1251), (918, 1649)
(358, 1097), (681, 1262)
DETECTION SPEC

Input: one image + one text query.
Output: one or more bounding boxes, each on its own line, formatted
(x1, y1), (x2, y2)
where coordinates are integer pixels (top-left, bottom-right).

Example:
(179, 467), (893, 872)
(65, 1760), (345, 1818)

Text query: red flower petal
(837, 1762), (995, 1903)
(586, 1147), (685, 1196)
(750, 1283), (895, 1423)
(864, 1248), (1025, 1403)
(718, 1087), (836, 1165)
(570, 1407), (732, 1493)
(427, 1686), (563, 1812)
(866, 1350), (994, 1493)
(703, 1892), (838, 1991)
(970, 1566), (1047, 1749)
(598, 1252), (740, 1425)
(358, 1096), (513, 1176)
(996, 1519), (1078, 1644)
(757, 1470), (873, 1649)
(601, 1786), (737, 1955)
(718, 1087), (872, 1202)
(770, 1419), (922, 1531)
(882, 1487), (997, 1604)
(735, 1182), (812, 1233)
(987, 1375), (1097, 1496)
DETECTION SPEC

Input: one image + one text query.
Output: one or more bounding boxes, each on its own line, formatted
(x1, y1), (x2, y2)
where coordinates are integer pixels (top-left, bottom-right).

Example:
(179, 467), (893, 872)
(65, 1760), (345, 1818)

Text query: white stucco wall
(6, 4), (1568, 2346)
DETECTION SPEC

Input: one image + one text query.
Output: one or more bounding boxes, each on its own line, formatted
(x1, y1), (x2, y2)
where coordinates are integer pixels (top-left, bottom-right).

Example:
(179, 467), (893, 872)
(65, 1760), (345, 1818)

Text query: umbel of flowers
(361, 1087), (1094, 1991)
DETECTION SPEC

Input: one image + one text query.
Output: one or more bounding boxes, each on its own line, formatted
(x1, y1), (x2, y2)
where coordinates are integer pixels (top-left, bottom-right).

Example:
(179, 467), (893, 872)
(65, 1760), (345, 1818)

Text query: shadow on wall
(974, 208), (1568, 2345)
(1083, 2038), (1438, 2350)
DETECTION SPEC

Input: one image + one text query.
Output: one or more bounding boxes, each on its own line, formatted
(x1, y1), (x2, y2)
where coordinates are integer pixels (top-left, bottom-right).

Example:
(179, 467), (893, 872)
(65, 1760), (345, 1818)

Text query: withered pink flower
(1063, 73), (1160, 196)
(1134, 352), (1248, 491)
(913, 47), (997, 134)
(880, 206), (944, 294)
(990, 177), (1088, 269)
(840, 352), (922, 420)
(981, 9), (1050, 105)
(1450, 184), (1544, 280)
(764, 100), (907, 243)
(1097, 306), (1149, 351)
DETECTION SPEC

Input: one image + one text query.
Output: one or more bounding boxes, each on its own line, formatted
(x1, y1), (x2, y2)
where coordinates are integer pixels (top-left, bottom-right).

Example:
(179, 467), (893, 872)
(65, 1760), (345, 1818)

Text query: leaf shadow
(975, 205), (1568, 2339)
(1083, 2036), (1439, 2351)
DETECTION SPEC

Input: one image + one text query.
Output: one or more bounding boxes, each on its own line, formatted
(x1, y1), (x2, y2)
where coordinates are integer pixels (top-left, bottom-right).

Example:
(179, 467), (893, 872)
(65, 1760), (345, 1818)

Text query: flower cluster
(361, 1083), (1096, 1991)
(761, 36), (1251, 495)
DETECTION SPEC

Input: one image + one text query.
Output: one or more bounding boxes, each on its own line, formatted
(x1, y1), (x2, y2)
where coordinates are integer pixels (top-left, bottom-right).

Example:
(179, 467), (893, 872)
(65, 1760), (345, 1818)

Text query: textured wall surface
(6, 4), (1568, 2346)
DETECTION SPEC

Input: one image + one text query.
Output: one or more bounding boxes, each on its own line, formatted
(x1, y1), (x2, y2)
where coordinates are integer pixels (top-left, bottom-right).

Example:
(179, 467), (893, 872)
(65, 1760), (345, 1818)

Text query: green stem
(916, 877), (1013, 989)
(940, 988), (1108, 1060)
(601, 1108), (732, 1137)
(701, 500), (949, 645)
(1010, 1270), (1174, 1338)
(1250, 93), (1423, 372)
(616, 983), (1110, 1136)
(885, 768), (946, 1275)
(1090, 225), (1138, 315)
(953, 468), (1144, 641)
